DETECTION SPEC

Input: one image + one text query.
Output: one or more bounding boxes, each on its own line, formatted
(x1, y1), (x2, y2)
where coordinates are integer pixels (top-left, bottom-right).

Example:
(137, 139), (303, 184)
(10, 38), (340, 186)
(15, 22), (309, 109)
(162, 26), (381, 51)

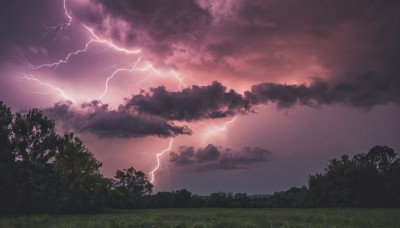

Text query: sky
(1, 0), (400, 194)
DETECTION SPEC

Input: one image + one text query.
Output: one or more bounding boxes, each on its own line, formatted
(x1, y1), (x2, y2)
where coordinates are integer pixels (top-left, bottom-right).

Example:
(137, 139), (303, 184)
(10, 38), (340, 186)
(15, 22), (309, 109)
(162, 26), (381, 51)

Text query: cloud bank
(122, 81), (252, 121)
(169, 144), (271, 171)
(69, 0), (400, 84)
(44, 100), (191, 138)
(44, 72), (400, 139)
(71, 0), (211, 59)
(250, 73), (400, 109)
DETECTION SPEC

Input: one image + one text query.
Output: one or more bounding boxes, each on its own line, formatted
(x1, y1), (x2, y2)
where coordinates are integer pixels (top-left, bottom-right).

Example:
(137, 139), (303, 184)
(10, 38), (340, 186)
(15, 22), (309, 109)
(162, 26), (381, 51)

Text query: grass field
(1, 208), (399, 228)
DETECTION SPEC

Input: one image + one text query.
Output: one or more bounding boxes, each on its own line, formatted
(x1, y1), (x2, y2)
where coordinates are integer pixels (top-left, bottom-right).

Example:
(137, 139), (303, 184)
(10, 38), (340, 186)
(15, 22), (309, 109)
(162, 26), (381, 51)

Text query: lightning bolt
(99, 58), (189, 101)
(171, 71), (188, 90)
(212, 115), (238, 132)
(149, 138), (174, 184)
(16, 74), (75, 103)
(99, 57), (142, 100)
(41, 0), (72, 40)
(202, 115), (238, 147)
(82, 25), (141, 55)
(136, 65), (188, 90)
(27, 32), (141, 70)
(27, 0), (140, 70)
(26, 40), (94, 70)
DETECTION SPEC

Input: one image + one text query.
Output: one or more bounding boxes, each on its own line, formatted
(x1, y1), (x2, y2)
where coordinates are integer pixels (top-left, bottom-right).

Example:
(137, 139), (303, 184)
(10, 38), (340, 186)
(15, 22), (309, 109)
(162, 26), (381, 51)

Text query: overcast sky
(1, 0), (400, 194)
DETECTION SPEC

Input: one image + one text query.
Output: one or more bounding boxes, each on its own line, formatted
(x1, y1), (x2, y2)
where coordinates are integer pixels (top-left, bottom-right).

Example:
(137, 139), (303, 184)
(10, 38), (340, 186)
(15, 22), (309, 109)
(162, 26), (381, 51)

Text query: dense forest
(1, 101), (400, 214)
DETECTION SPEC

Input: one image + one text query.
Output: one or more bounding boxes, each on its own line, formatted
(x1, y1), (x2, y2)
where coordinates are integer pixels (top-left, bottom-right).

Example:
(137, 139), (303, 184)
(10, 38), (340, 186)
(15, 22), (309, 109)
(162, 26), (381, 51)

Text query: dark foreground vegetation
(1, 208), (400, 228)
(1, 101), (400, 215)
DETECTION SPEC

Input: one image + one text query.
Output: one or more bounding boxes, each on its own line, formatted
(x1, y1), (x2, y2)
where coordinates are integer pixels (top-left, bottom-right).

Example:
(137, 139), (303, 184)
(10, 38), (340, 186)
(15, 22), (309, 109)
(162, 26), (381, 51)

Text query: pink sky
(1, 0), (400, 194)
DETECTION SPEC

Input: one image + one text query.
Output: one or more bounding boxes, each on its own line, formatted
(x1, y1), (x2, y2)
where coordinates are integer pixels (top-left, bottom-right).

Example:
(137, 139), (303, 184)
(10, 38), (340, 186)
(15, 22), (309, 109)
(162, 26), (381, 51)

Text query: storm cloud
(67, 0), (400, 84)
(119, 72), (400, 122)
(169, 144), (271, 171)
(250, 72), (400, 109)
(122, 81), (252, 121)
(44, 100), (191, 138)
(71, 0), (211, 59)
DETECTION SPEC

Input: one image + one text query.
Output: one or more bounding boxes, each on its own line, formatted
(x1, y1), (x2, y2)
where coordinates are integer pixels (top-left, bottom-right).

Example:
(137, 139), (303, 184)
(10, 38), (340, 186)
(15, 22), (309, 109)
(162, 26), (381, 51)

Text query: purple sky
(1, 0), (400, 194)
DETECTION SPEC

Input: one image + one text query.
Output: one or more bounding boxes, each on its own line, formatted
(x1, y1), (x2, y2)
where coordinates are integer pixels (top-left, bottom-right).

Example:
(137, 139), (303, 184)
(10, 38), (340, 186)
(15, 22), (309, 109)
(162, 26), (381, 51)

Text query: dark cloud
(196, 144), (221, 162)
(169, 146), (196, 165)
(250, 72), (400, 109)
(169, 144), (271, 171)
(208, 0), (400, 82)
(73, 0), (212, 58)
(120, 72), (400, 122)
(121, 81), (252, 121)
(68, 0), (400, 86)
(44, 100), (191, 138)
(249, 82), (325, 109)
(206, 41), (236, 59)
(205, 146), (271, 171)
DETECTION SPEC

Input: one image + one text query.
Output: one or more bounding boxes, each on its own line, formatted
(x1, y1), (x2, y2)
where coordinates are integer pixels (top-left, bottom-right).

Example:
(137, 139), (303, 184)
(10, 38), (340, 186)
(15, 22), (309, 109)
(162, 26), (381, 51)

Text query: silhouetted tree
(189, 194), (206, 207)
(108, 167), (153, 208)
(208, 192), (233, 207)
(52, 133), (108, 212)
(0, 102), (109, 214)
(114, 167), (153, 197)
(269, 186), (308, 207)
(0, 102), (17, 214)
(11, 109), (59, 213)
(308, 145), (400, 207)
(173, 189), (192, 207)
(152, 192), (174, 208)
(233, 193), (251, 207)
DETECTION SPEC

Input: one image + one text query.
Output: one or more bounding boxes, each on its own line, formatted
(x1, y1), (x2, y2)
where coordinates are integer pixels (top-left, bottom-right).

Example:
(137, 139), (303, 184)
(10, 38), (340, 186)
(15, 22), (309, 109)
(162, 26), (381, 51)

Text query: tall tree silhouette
(0, 102), (109, 213)
(53, 133), (108, 212)
(308, 145), (400, 207)
(11, 109), (59, 212)
(0, 102), (16, 213)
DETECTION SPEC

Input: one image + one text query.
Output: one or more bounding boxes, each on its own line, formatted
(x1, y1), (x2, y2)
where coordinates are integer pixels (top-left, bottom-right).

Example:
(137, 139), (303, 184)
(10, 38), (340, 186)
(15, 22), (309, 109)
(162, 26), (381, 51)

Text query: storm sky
(1, 0), (400, 194)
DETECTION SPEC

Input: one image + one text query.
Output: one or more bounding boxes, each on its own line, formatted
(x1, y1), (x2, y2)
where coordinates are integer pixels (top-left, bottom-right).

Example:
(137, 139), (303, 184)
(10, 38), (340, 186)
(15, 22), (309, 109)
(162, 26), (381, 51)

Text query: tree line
(1, 101), (400, 214)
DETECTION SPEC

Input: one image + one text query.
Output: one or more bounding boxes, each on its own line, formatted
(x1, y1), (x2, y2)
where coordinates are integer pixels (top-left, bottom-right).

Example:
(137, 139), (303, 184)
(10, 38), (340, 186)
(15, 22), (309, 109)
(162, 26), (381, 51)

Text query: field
(1, 208), (399, 228)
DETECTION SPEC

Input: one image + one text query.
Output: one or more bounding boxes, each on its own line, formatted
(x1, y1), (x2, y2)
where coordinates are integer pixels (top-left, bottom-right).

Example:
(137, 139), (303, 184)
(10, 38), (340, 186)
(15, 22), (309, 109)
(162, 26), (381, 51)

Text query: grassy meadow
(1, 208), (399, 228)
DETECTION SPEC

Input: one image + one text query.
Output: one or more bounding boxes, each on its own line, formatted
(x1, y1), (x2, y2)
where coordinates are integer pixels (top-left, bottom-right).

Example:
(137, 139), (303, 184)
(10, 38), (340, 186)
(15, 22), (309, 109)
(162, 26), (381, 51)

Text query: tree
(109, 167), (153, 208)
(269, 186), (307, 207)
(173, 189), (192, 208)
(189, 194), (206, 207)
(233, 193), (251, 207)
(0, 101), (109, 214)
(0, 102), (13, 160)
(152, 192), (174, 208)
(114, 167), (153, 197)
(53, 133), (107, 212)
(307, 145), (400, 207)
(208, 192), (233, 207)
(11, 109), (60, 213)
(0, 102), (16, 213)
